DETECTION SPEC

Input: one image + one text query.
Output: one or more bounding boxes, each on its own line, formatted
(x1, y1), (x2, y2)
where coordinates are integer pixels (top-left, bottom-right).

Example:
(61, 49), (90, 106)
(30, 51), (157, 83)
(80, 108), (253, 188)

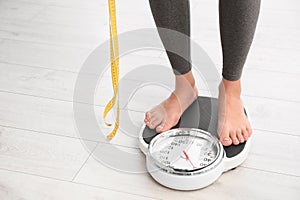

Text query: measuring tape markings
(103, 0), (120, 140)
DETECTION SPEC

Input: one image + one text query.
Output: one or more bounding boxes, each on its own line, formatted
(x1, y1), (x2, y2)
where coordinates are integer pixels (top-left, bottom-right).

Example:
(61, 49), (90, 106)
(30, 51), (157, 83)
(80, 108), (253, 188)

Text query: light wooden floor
(0, 0), (300, 199)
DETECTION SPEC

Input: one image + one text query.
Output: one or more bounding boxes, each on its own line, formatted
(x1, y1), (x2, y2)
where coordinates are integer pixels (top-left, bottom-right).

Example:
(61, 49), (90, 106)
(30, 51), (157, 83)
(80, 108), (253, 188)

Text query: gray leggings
(149, 0), (261, 81)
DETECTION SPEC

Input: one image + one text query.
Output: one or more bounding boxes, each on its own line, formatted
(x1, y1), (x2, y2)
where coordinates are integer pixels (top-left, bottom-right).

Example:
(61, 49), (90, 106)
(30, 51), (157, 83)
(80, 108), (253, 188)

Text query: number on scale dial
(152, 134), (217, 171)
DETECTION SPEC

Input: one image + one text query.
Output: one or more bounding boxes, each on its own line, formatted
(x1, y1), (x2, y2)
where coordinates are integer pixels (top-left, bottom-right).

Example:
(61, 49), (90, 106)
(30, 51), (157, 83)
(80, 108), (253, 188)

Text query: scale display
(149, 129), (221, 174)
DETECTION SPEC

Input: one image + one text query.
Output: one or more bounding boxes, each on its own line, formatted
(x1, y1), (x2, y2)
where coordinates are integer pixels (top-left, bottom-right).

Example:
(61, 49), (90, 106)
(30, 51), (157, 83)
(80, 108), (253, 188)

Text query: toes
(156, 117), (179, 133)
(241, 127), (249, 141)
(245, 118), (253, 137)
(156, 122), (172, 133)
(155, 124), (164, 133)
(247, 126), (253, 137)
(236, 130), (244, 143)
(145, 112), (151, 120)
(144, 112), (151, 124)
(230, 131), (240, 145)
(155, 119), (167, 132)
(221, 137), (232, 146)
(218, 128), (232, 146)
(144, 111), (163, 129)
(148, 118), (162, 130)
(144, 118), (150, 125)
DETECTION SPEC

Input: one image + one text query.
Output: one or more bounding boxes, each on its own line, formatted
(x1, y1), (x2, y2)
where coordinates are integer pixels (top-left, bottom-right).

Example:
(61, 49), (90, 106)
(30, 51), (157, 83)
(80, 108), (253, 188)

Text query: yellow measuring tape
(103, 0), (119, 140)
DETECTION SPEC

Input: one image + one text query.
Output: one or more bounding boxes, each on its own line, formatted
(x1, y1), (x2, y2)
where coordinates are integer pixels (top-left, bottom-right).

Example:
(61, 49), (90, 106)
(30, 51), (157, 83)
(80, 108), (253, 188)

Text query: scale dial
(148, 129), (223, 175)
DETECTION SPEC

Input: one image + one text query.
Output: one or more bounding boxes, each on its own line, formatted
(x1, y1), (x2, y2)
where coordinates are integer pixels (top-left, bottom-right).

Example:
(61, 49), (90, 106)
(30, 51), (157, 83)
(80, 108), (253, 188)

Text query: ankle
(219, 77), (241, 98)
(175, 71), (196, 89)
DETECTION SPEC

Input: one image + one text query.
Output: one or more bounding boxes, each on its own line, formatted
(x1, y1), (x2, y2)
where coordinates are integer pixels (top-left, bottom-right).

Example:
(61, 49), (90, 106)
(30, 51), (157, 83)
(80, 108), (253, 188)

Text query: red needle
(183, 150), (196, 168)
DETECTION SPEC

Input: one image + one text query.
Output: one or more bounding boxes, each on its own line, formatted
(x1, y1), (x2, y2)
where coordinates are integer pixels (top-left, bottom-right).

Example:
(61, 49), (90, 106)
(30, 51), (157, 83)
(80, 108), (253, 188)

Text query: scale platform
(139, 96), (252, 173)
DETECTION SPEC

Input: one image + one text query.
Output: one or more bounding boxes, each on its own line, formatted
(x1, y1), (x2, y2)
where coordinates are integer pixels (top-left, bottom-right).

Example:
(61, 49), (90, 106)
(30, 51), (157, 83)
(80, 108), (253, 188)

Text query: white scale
(139, 96), (252, 190)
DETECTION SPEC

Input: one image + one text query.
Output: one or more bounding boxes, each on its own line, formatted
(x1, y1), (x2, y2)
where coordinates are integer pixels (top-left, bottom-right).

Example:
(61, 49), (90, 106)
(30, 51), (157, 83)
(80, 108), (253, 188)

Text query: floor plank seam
(0, 35), (101, 50)
(0, 90), (126, 109)
(72, 182), (163, 200)
(16, 1), (107, 13)
(242, 94), (300, 104)
(1, 81), (300, 107)
(71, 142), (100, 182)
(0, 167), (159, 199)
(0, 115), (299, 149)
(0, 37), (93, 50)
(0, 124), (141, 149)
(240, 166), (300, 178)
(71, 180), (162, 200)
(1, 58), (299, 79)
(0, 124), (95, 142)
(244, 67), (300, 75)
(0, 167), (72, 182)
(253, 128), (300, 137)
(0, 60), (82, 74)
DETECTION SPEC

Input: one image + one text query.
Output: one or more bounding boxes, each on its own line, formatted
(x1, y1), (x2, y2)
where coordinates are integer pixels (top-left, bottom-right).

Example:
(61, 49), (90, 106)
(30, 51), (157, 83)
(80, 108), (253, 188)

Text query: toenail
(157, 125), (163, 131)
(223, 137), (230, 141)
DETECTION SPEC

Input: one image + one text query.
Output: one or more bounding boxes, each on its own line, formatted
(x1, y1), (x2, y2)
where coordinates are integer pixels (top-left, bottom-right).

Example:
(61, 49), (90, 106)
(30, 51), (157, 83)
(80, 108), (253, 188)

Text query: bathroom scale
(138, 96), (252, 190)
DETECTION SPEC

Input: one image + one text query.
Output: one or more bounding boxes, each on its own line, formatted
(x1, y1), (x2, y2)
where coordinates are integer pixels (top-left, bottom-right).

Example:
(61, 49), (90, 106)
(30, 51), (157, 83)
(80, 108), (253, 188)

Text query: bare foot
(144, 71), (198, 133)
(218, 78), (252, 146)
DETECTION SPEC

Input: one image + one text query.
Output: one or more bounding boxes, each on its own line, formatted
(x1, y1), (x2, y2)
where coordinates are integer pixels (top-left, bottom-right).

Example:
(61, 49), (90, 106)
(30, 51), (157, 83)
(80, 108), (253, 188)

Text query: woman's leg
(218, 0), (261, 145)
(146, 0), (261, 147)
(145, 0), (198, 133)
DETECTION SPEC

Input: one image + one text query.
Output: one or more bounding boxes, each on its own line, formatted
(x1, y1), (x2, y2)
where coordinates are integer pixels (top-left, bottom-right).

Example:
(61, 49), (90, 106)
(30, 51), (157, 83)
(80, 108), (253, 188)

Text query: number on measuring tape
(104, 0), (120, 140)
